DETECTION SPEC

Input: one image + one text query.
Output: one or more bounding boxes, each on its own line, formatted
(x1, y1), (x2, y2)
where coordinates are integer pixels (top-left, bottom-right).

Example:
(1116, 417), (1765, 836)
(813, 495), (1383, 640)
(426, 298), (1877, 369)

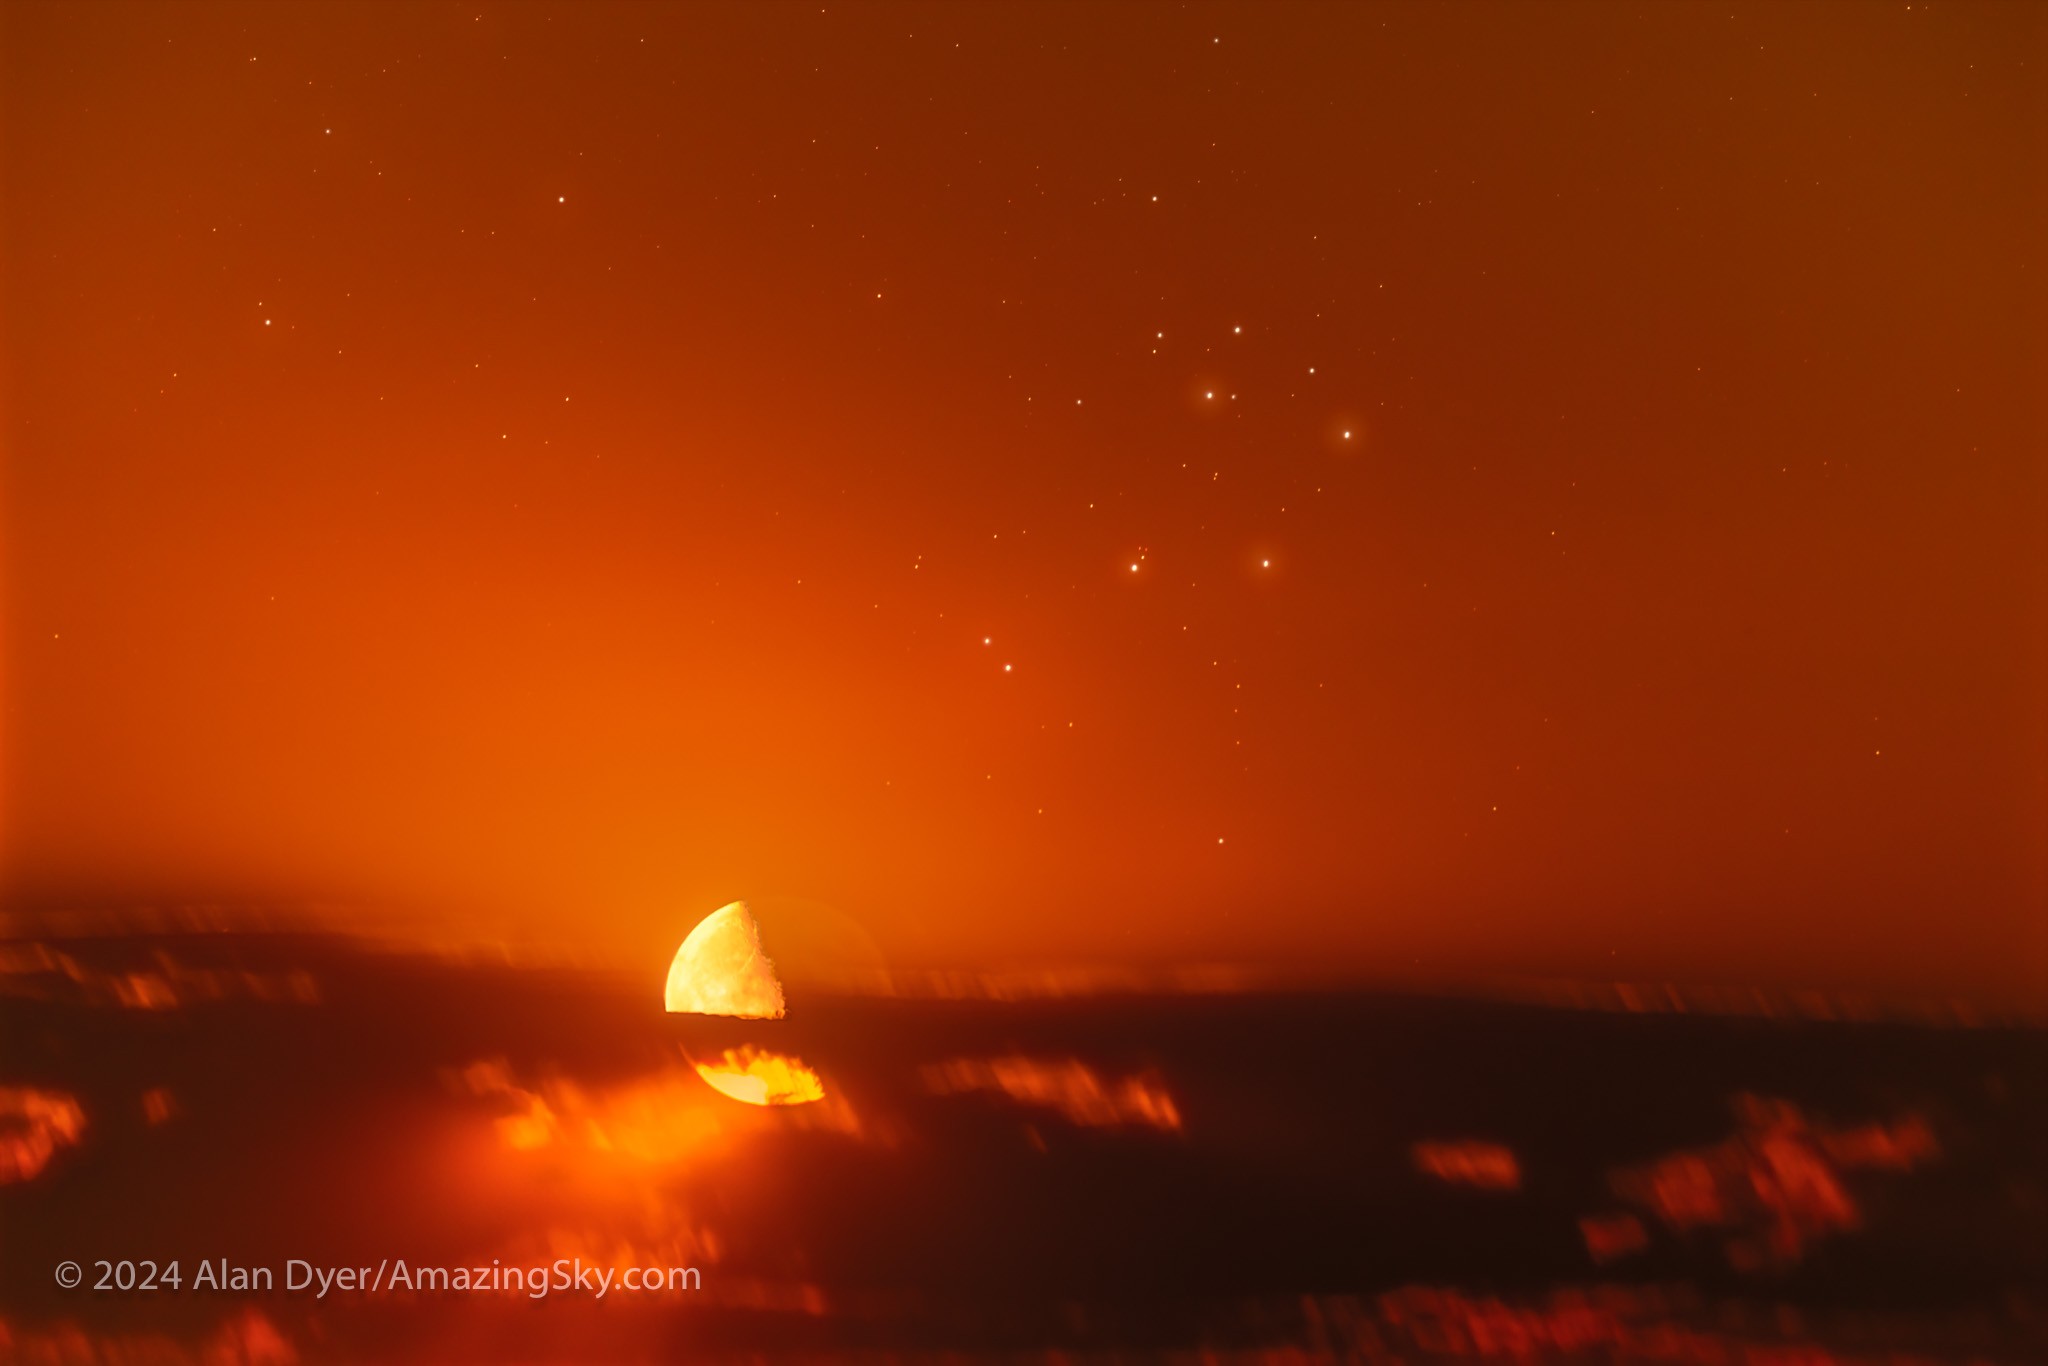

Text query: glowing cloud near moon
(663, 901), (787, 1018)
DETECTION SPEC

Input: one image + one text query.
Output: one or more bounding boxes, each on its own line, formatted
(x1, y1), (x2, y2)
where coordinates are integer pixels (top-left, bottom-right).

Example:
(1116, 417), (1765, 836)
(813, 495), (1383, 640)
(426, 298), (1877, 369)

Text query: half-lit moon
(663, 900), (787, 1018)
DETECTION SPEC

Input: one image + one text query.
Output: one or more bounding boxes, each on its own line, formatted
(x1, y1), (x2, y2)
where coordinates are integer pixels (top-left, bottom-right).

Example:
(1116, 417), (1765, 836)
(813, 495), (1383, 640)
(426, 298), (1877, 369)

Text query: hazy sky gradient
(4, 1), (2041, 994)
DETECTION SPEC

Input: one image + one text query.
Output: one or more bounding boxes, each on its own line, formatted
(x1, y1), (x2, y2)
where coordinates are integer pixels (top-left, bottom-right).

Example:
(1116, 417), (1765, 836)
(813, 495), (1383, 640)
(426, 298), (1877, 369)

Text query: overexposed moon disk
(664, 900), (787, 1018)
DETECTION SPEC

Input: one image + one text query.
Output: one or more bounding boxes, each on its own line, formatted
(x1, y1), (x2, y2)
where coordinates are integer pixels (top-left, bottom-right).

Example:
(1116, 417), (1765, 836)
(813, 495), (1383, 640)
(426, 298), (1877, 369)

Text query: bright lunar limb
(664, 901), (787, 1017)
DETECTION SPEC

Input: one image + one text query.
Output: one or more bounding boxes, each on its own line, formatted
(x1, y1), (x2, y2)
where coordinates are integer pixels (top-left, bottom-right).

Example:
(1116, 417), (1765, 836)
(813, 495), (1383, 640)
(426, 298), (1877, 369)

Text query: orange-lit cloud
(921, 1056), (1180, 1132)
(453, 1053), (854, 1163)
(1577, 1213), (1649, 1265)
(0, 1087), (86, 1183)
(455, 1058), (721, 1162)
(1411, 1140), (1521, 1191)
(0, 1308), (297, 1366)
(0, 941), (319, 1010)
(1594, 1095), (1939, 1270)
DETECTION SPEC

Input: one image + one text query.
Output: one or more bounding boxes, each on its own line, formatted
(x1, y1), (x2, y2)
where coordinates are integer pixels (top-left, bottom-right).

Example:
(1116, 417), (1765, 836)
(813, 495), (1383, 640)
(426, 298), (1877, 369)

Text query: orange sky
(3, 2), (2042, 996)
